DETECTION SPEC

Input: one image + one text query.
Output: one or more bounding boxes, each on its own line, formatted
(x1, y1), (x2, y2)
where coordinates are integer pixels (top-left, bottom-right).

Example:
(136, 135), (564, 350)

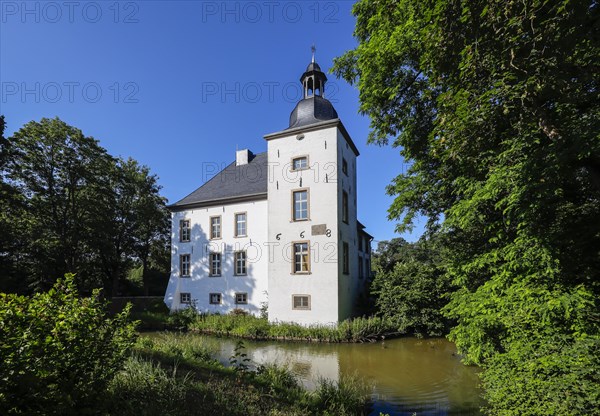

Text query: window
(292, 156), (308, 171)
(180, 292), (191, 304)
(293, 190), (309, 221)
(342, 191), (349, 224)
(180, 219), (191, 242)
(209, 252), (221, 276)
(343, 242), (349, 274)
(342, 158), (348, 175)
(358, 257), (364, 279)
(210, 216), (221, 239)
(292, 295), (310, 310)
(180, 254), (190, 277)
(293, 242), (310, 273)
(234, 251), (247, 275)
(209, 293), (222, 304)
(358, 235), (363, 251)
(235, 213), (247, 237)
(235, 293), (248, 304)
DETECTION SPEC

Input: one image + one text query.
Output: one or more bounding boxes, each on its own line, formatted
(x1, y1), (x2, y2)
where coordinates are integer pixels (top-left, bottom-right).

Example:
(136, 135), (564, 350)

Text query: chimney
(236, 149), (252, 166)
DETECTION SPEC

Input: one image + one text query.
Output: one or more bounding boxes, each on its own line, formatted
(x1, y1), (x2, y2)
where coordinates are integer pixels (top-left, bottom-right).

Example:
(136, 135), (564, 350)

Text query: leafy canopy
(334, 0), (600, 413)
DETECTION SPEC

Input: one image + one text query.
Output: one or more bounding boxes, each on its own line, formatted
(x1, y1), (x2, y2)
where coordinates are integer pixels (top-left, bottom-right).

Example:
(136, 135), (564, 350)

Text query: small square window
(292, 156), (308, 171)
(180, 219), (191, 242)
(210, 216), (221, 239)
(209, 252), (221, 276)
(235, 293), (248, 304)
(342, 158), (348, 176)
(180, 254), (191, 277)
(292, 295), (310, 310)
(180, 292), (191, 304)
(209, 293), (222, 304)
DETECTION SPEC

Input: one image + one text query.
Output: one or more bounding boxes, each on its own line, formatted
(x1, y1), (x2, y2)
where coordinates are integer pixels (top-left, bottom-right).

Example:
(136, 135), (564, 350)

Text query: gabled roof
(169, 151), (268, 211)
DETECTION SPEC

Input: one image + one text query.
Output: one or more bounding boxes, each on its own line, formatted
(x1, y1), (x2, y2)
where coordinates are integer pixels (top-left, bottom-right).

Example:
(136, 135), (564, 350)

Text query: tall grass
(189, 313), (400, 343)
(105, 332), (371, 415)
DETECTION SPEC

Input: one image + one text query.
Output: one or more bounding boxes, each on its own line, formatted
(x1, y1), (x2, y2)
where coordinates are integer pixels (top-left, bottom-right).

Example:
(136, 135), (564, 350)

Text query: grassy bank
(107, 332), (371, 415)
(189, 313), (401, 343)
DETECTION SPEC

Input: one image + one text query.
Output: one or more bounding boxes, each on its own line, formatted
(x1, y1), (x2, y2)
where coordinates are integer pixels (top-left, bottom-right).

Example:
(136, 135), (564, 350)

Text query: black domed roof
(306, 62), (321, 72)
(289, 95), (338, 128)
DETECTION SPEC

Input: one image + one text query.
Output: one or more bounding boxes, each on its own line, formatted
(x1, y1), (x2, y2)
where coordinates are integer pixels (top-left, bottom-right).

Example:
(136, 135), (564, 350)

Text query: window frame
(342, 242), (349, 275)
(235, 292), (248, 305)
(180, 292), (191, 304)
(291, 155), (309, 172)
(342, 158), (348, 176)
(292, 294), (311, 310)
(209, 293), (222, 305)
(234, 212), (247, 237)
(291, 188), (310, 221)
(179, 254), (191, 277)
(292, 241), (311, 274)
(179, 219), (191, 242)
(342, 191), (349, 224)
(358, 256), (364, 279)
(234, 251), (247, 276)
(209, 215), (222, 240)
(209, 252), (222, 277)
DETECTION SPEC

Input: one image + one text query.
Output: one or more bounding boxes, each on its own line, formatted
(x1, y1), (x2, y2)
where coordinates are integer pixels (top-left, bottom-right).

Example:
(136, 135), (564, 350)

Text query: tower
(264, 55), (360, 325)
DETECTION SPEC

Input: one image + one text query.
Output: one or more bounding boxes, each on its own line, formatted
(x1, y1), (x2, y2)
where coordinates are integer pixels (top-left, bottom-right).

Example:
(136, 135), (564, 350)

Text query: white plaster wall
(164, 199), (268, 315)
(336, 129), (360, 321)
(266, 126), (342, 325)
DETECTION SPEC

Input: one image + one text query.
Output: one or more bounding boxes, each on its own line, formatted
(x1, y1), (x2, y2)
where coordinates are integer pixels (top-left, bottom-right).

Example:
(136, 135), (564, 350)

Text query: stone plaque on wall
(312, 224), (327, 235)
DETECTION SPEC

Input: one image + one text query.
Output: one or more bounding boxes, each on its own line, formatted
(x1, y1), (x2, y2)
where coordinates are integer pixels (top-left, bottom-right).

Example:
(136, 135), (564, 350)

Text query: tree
(334, 1), (599, 413)
(5, 118), (111, 291)
(88, 158), (169, 296)
(2, 117), (170, 297)
(371, 237), (452, 337)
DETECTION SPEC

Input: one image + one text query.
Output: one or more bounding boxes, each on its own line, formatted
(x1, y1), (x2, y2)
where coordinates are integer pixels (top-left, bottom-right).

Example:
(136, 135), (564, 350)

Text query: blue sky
(0, 1), (425, 244)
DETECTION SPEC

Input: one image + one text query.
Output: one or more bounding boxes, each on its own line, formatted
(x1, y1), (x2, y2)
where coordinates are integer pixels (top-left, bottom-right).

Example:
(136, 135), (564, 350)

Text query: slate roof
(288, 96), (339, 129)
(169, 151), (268, 210)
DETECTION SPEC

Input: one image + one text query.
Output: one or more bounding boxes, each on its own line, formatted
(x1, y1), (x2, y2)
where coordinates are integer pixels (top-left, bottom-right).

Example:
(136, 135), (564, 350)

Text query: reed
(189, 313), (400, 343)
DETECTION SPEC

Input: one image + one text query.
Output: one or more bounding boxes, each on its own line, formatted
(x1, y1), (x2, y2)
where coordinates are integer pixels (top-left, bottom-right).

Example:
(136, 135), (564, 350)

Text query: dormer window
(292, 156), (308, 171)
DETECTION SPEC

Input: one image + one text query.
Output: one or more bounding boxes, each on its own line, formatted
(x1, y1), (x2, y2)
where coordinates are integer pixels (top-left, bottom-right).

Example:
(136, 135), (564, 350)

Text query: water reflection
(190, 335), (483, 415)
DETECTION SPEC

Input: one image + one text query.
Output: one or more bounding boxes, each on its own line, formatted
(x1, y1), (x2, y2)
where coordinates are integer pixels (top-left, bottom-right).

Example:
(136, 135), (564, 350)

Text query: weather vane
(311, 44), (316, 63)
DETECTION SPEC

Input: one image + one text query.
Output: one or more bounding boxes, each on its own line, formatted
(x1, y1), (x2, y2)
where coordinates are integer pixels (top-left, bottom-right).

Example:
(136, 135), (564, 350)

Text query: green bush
(482, 334), (600, 415)
(0, 275), (137, 415)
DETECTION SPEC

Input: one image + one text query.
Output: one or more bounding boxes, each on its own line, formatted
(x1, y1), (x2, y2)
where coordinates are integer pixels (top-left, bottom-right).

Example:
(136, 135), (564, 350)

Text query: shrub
(0, 274), (137, 415)
(230, 308), (249, 316)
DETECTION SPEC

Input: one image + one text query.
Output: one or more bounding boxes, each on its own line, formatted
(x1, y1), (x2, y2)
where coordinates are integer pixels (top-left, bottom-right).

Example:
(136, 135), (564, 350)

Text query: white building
(164, 58), (373, 325)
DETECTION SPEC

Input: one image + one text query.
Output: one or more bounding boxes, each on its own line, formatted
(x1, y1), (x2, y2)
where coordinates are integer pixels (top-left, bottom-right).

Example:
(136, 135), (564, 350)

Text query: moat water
(158, 334), (483, 415)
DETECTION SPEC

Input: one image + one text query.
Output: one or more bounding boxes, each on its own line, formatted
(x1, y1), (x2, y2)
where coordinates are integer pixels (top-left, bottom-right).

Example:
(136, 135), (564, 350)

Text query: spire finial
(311, 44), (316, 63)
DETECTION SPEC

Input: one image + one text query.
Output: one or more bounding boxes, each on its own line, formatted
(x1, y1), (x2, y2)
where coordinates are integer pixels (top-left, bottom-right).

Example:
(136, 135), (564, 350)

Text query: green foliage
(229, 340), (252, 375)
(313, 375), (370, 416)
(190, 313), (398, 343)
(371, 236), (452, 337)
(0, 274), (137, 415)
(0, 117), (169, 296)
(124, 332), (369, 416)
(334, 0), (600, 413)
(107, 355), (206, 416)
